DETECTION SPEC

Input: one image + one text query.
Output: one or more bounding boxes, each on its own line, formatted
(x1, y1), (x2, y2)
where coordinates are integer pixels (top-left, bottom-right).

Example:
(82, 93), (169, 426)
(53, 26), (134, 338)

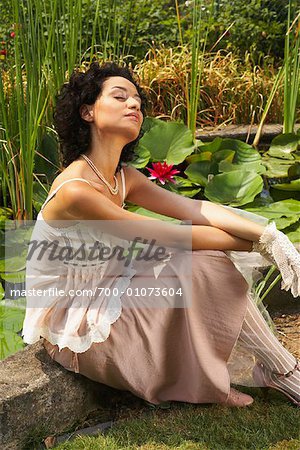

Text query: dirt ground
(272, 313), (300, 360)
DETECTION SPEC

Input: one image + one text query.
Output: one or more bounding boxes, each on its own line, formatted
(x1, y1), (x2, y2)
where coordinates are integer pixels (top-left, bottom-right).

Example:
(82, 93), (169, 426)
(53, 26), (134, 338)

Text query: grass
(135, 47), (286, 128)
(46, 388), (300, 450)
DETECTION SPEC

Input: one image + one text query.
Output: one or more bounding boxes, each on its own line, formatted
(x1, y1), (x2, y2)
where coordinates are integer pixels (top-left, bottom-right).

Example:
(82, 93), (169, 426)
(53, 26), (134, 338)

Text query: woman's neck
(85, 134), (125, 181)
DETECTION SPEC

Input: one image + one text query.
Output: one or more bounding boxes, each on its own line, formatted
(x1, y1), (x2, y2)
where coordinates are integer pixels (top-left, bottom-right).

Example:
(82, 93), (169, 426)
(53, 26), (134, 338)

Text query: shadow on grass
(49, 387), (299, 450)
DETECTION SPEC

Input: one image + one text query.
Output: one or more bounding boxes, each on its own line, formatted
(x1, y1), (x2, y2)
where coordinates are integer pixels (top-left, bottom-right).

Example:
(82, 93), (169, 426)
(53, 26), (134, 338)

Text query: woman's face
(83, 76), (143, 143)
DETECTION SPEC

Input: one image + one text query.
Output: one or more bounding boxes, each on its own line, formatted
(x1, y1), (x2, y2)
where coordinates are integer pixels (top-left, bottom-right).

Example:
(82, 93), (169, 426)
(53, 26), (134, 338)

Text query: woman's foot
(223, 388), (254, 407)
(253, 359), (300, 407)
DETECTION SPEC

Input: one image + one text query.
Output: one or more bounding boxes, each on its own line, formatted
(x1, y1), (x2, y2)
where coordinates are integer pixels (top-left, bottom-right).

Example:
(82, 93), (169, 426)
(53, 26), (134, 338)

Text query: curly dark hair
(53, 61), (147, 170)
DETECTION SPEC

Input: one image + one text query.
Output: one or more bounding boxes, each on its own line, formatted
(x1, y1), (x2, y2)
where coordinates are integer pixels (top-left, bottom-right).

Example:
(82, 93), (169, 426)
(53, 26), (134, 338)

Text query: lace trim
(253, 221), (300, 298)
(22, 267), (137, 353)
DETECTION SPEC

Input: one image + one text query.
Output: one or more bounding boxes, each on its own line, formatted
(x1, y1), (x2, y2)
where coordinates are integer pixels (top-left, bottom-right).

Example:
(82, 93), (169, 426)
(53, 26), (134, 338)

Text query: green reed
(0, 0), (139, 219)
(175, 0), (212, 137)
(283, 3), (300, 134)
(254, 0), (300, 145)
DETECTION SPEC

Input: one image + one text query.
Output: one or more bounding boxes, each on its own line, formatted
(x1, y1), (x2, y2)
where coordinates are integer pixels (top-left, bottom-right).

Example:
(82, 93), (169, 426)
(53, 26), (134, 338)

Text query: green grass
(49, 388), (300, 450)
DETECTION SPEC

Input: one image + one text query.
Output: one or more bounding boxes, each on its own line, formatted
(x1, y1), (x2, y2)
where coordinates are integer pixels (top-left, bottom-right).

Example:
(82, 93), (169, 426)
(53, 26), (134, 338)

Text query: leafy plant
(0, 303), (25, 359)
(262, 131), (300, 195)
(132, 118), (196, 168)
(244, 199), (300, 239)
(184, 138), (266, 206)
(283, 3), (300, 134)
(247, 198), (300, 309)
(209, 0), (289, 63)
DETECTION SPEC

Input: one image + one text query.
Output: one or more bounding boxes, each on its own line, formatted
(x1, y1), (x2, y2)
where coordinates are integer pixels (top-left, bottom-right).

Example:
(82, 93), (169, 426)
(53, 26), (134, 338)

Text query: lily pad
(131, 144), (151, 168)
(0, 253), (27, 275)
(263, 156), (294, 178)
(134, 120), (195, 165)
(271, 178), (300, 191)
(268, 133), (300, 160)
(245, 198), (300, 214)
(204, 171), (263, 206)
(219, 160), (266, 175)
(211, 150), (235, 163)
(126, 204), (181, 223)
(244, 199), (300, 226)
(167, 176), (201, 198)
(184, 161), (219, 187)
(185, 152), (212, 164)
(0, 304), (25, 360)
(287, 227), (300, 244)
(197, 138), (257, 160)
(274, 216), (300, 230)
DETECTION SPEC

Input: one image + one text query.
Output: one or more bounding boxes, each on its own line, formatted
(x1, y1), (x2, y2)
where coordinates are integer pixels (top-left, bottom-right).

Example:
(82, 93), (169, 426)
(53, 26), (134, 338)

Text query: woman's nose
(127, 96), (140, 110)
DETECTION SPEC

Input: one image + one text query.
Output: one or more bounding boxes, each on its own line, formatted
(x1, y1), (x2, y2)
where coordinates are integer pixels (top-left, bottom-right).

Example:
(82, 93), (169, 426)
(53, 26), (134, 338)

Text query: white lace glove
(252, 221), (300, 298)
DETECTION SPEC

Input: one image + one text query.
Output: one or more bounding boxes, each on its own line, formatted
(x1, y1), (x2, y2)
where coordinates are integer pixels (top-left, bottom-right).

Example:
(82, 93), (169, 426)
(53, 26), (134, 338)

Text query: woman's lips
(125, 114), (139, 122)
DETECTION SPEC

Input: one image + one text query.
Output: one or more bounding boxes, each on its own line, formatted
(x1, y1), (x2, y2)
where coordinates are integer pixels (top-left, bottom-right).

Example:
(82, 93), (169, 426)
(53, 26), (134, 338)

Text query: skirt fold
(43, 249), (252, 405)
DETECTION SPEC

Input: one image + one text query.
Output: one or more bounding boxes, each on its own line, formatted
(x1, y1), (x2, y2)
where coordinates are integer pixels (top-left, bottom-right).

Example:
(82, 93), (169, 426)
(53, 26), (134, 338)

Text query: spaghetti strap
(40, 178), (93, 211)
(120, 168), (126, 207)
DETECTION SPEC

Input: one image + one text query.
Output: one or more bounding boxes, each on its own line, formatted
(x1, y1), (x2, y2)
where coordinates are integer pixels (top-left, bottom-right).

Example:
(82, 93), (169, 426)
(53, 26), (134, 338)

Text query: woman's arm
(124, 165), (265, 243)
(192, 226), (253, 251)
(59, 181), (253, 252)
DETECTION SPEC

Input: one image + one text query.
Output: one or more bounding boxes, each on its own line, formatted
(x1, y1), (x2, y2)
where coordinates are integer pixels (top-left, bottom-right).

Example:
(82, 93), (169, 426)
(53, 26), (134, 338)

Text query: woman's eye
(115, 96), (126, 101)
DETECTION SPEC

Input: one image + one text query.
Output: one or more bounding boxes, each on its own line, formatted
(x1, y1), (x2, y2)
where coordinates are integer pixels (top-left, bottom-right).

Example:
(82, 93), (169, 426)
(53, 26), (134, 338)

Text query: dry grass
(134, 46), (285, 128)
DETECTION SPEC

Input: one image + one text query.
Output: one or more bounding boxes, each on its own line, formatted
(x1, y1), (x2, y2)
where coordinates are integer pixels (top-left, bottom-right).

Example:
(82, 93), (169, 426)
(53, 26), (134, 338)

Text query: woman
(22, 62), (300, 408)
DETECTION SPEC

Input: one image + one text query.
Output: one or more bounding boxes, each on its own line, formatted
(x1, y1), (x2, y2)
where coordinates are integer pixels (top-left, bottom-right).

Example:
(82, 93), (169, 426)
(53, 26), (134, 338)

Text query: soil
(272, 312), (300, 360)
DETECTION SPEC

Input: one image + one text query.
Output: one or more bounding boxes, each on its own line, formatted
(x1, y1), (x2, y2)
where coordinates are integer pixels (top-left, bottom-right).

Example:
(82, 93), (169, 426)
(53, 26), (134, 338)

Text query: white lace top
(22, 166), (139, 353)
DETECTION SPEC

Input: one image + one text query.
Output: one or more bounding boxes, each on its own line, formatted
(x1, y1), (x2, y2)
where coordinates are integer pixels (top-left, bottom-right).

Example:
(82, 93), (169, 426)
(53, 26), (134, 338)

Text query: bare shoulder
(42, 177), (96, 220)
(122, 163), (149, 197)
(54, 175), (157, 222)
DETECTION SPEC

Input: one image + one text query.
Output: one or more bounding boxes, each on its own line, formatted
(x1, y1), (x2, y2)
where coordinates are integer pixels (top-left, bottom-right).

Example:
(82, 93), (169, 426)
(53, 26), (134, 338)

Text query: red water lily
(146, 161), (180, 185)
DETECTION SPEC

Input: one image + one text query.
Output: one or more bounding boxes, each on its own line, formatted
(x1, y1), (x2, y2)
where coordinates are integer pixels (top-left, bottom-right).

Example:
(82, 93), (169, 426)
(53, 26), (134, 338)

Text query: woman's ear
(80, 104), (94, 122)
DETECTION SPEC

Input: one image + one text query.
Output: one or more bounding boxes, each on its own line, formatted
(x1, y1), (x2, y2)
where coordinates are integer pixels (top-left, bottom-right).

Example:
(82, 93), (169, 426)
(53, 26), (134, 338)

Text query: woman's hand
(252, 221), (300, 298)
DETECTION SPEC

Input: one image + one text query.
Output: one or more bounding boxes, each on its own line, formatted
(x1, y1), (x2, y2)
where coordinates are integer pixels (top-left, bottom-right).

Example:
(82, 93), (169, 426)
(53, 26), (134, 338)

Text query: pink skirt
(43, 249), (251, 405)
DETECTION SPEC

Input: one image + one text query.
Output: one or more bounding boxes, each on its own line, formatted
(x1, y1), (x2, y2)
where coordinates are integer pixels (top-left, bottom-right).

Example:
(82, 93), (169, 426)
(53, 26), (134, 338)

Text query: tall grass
(0, 0), (49, 220)
(253, 1), (300, 145)
(0, 0), (140, 219)
(135, 46), (284, 128)
(283, 3), (300, 134)
(175, 0), (211, 137)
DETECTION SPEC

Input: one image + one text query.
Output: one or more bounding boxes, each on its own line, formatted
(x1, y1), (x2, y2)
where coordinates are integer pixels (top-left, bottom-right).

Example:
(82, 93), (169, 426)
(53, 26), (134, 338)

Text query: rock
(0, 340), (115, 450)
(196, 124), (300, 144)
(262, 268), (300, 315)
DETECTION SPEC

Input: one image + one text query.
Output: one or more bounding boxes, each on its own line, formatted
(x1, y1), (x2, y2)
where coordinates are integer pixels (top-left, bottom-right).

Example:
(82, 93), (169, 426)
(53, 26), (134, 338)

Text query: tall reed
(0, 0), (140, 219)
(253, 0), (300, 145)
(175, 0), (211, 137)
(0, 0), (49, 220)
(283, 2), (300, 134)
